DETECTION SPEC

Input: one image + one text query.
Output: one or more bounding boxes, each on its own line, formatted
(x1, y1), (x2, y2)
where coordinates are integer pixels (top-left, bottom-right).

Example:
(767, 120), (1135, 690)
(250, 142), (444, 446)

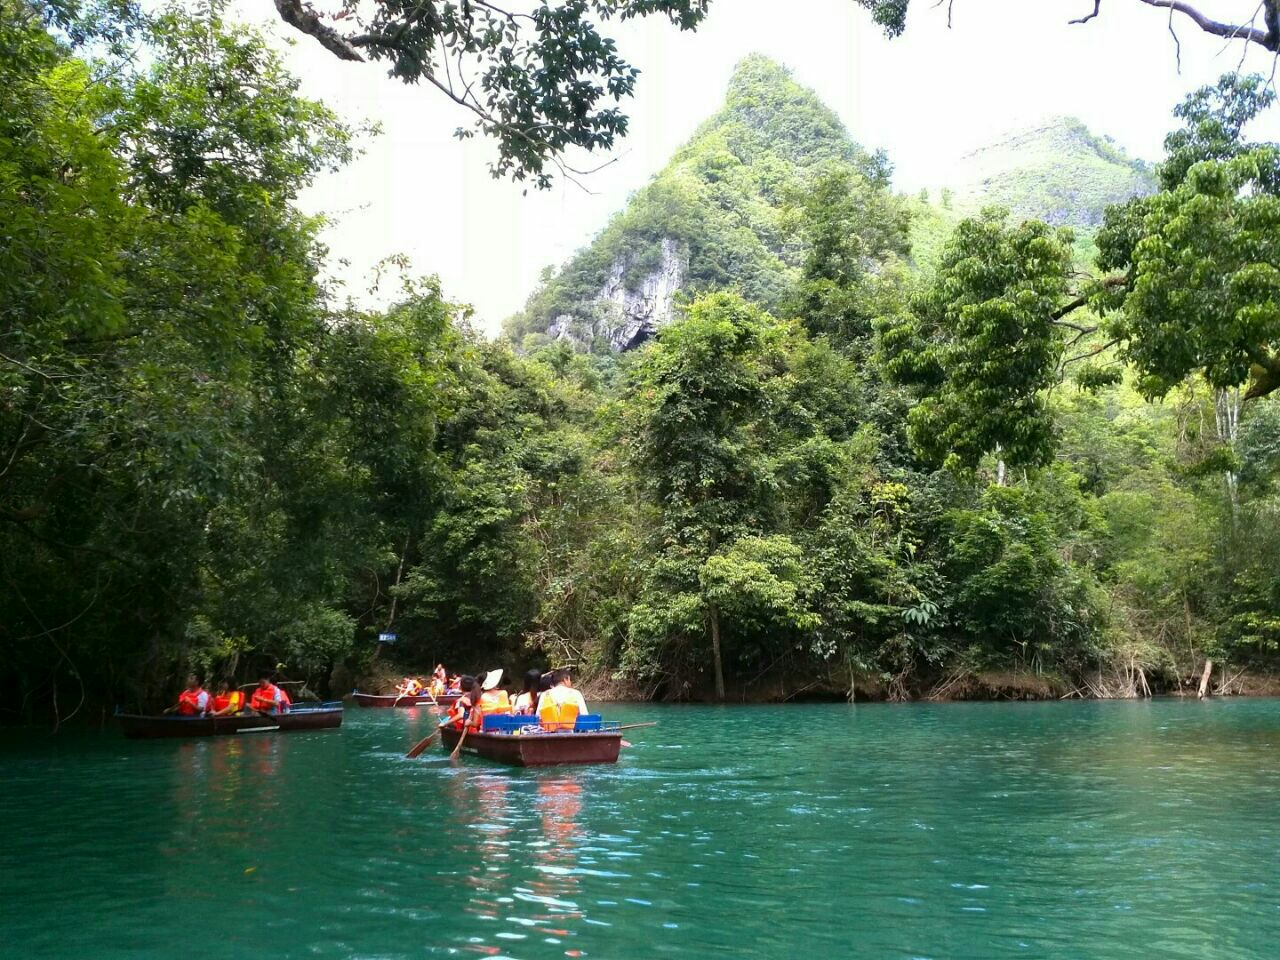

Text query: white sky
(232, 1), (1280, 332)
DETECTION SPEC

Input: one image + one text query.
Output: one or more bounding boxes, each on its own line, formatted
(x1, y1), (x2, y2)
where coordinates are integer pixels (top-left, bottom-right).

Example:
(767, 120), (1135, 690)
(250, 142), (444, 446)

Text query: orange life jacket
(212, 690), (243, 713)
(538, 695), (579, 732)
(250, 683), (286, 712)
(177, 688), (208, 716)
(469, 689), (511, 730)
(398, 678), (422, 696)
(446, 695), (473, 731)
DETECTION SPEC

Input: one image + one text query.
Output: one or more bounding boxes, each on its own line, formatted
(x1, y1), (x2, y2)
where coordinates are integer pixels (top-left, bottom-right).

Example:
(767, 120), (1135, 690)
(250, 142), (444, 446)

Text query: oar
(614, 722), (658, 731)
(449, 720), (471, 760)
(405, 723), (444, 759)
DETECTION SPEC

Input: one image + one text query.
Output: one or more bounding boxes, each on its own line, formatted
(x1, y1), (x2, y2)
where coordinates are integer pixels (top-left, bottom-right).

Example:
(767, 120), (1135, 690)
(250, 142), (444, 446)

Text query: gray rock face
(548, 238), (686, 351)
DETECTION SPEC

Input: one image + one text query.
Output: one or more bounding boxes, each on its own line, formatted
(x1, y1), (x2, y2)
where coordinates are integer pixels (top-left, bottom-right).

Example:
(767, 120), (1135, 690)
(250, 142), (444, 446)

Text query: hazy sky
(233, 1), (1280, 331)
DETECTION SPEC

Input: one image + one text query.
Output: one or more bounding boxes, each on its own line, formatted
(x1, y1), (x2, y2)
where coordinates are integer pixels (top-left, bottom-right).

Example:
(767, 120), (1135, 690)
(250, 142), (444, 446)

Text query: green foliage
(276, 0), (710, 189)
(882, 211), (1077, 470)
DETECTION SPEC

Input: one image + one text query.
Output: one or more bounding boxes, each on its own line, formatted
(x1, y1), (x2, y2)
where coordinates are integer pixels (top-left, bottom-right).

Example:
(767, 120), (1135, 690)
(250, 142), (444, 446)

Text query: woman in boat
(210, 679), (245, 716)
(468, 669), (512, 730)
(165, 673), (210, 716)
(512, 669), (542, 714)
(444, 676), (478, 730)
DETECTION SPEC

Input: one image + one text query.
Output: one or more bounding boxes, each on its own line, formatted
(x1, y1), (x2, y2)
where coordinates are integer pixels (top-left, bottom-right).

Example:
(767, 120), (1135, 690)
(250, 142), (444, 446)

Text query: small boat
(352, 691), (461, 708)
(439, 715), (622, 767)
(117, 702), (344, 739)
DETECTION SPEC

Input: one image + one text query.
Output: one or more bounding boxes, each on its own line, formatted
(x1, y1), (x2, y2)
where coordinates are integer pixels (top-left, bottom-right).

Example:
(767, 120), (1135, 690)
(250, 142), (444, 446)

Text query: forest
(4, 0), (1280, 722)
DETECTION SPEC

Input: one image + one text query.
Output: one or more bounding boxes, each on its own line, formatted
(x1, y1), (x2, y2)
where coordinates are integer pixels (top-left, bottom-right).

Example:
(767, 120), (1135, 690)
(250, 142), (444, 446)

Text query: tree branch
(1133, 0), (1279, 52)
(1070, 1), (1103, 25)
(273, 0), (366, 62)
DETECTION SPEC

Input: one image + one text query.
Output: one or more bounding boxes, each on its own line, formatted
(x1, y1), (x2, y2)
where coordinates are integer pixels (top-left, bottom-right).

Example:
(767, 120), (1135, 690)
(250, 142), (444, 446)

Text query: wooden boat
(117, 702), (344, 739)
(352, 691), (460, 708)
(439, 719), (622, 767)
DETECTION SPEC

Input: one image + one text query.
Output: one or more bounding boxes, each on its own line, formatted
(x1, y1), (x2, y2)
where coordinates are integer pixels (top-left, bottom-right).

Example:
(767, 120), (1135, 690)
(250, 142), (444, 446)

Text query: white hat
(481, 668), (503, 691)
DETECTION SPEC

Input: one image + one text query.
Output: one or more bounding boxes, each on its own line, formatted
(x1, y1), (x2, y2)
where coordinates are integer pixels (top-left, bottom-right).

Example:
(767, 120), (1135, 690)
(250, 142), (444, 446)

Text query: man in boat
(164, 673), (211, 716)
(250, 673), (291, 715)
(444, 675), (478, 730)
(210, 678), (245, 716)
(468, 669), (512, 730)
(396, 676), (423, 697)
(538, 669), (588, 732)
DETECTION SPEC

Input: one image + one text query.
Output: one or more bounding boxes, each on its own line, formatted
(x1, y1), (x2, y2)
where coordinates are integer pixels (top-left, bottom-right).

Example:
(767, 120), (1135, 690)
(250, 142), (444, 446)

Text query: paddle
(449, 720), (471, 760)
(614, 722), (658, 731)
(405, 723), (443, 759)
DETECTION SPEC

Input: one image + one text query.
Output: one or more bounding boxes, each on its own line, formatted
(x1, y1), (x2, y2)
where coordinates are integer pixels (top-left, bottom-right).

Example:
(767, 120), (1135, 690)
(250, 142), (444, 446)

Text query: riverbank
(577, 667), (1280, 704)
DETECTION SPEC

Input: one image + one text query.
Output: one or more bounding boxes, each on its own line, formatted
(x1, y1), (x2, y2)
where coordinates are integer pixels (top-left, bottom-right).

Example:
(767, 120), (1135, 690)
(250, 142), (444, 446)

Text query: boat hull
(352, 692), (460, 708)
(117, 704), (343, 739)
(439, 726), (621, 766)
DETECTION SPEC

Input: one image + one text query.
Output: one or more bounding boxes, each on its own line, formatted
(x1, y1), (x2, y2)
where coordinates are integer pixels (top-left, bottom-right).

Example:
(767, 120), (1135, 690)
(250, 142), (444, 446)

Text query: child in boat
(165, 673), (210, 716)
(538, 669), (587, 731)
(210, 679), (245, 716)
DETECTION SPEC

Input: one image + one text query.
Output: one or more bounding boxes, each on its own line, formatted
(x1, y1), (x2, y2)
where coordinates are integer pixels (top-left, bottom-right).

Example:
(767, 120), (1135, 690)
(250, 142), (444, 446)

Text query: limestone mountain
(504, 54), (872, 351)
(947, 116), (1155, 231)
(506, 65), (1156, 350)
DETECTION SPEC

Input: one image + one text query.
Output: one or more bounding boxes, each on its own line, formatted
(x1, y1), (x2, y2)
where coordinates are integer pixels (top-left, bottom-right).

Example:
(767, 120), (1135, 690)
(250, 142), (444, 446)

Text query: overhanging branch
(273, 0), (366, 62)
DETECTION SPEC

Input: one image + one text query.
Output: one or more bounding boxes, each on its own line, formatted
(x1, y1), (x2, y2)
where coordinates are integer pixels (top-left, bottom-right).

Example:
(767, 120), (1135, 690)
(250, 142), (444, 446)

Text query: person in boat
(250, 673), (291, 715)
(538, 668), (587, 732)
(396, 676), (423, 697)
(513, 669), (542, 714)
(210, 678), (245, 716)
(427, 665), (446, 698)
(468, 669), (512, 731)
(165, 673), (211, 716)
(446, 674), (461, 694)
(444, 675), (478, 730)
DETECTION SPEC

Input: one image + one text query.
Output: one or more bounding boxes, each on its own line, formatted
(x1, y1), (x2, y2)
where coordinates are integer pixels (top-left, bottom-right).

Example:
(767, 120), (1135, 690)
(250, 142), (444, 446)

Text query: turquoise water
(2, 699), (1279, 958)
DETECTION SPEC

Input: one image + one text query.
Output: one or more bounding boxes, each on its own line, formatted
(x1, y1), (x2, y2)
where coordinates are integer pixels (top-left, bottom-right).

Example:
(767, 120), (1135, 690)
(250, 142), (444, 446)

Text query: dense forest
(4, 1), (1280, 722)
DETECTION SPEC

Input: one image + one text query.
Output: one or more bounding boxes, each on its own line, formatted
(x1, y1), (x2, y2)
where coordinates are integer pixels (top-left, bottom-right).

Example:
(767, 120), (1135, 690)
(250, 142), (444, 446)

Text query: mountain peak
(506, 58), (866, 351)
(951, 115), (1154, 230)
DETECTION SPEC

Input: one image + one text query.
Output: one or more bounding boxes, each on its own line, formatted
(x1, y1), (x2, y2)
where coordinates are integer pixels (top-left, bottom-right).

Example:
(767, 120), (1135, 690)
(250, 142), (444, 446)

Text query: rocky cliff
(504, 54), (870, 351)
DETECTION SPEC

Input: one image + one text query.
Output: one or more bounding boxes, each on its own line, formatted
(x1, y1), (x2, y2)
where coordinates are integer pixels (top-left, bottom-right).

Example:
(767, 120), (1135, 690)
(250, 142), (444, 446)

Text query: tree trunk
(1197, 659), (1214, 700)
(709, 603), (725, 701)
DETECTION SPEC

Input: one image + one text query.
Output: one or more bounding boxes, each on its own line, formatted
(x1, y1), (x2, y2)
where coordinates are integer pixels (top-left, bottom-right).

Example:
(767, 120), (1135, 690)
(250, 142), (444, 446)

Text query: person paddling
(444, 676), (478, 731)
(538, 668), (587, 732)
(210, 678), (245, 716)
(165, 673), (210, 716)
(250, 673), (291, 715)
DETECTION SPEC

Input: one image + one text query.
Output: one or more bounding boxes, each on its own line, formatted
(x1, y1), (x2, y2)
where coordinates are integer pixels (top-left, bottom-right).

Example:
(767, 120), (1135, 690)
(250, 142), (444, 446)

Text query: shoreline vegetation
(5, 7), (1280, 727)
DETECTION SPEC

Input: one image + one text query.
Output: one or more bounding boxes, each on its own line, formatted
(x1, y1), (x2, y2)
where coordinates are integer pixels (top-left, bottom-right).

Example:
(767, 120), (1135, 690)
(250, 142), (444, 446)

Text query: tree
(1096, 74), (1280, 401)
(879, 211), (1080, 472)
(621, 292), (789, 698)
(864, 1), (1280, 55)
(273, 0), (710, 188)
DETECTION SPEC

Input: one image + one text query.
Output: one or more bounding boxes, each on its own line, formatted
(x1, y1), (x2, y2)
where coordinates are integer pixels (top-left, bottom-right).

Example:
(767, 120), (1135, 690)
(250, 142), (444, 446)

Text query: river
(2, 699), (1278, 958)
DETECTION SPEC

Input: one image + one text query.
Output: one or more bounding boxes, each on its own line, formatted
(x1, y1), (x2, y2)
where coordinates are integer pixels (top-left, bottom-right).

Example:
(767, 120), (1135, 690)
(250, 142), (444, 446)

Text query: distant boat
(116, 702), (344, 739)
(352, 691), (460, 708)
(440, 715), (622, 766)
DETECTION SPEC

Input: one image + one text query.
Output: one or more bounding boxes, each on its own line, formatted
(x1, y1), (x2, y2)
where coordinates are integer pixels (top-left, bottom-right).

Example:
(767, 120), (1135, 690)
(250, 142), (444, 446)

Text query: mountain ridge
(506, 58), (1156, 350)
